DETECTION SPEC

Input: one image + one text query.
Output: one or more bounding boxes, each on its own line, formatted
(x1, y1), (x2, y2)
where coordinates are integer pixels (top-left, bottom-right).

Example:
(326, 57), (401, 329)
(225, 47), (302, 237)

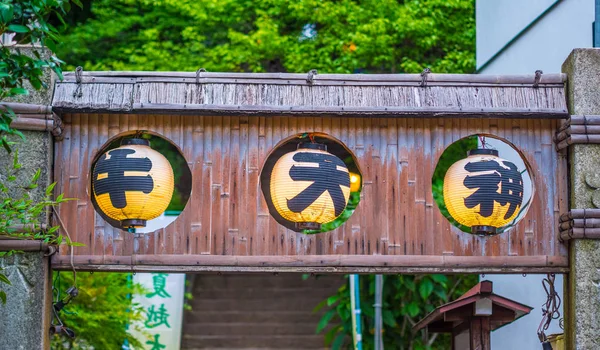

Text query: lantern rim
(295, 222), (322, 230)
(121, 138), (151, 147)
(471, 225), (498, 235)
(467, 148), (498, 157)
(121, 219), (147, 229)
(297, 142), (327, 151)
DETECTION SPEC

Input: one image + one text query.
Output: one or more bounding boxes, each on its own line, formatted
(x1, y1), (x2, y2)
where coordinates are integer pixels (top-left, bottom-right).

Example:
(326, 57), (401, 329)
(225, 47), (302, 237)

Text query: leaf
(46, 182), (57, 196)
(32, 169), (41, 183)
(316, 309), (336, 334)
(407, 301), (420, 318)
(312, 299), (327, 313)
(331, 333), (346, 350)
(419, 278), (434, 300)
(9, 87), (28, 96)
(7, 24), (28, 33)
(12, 149), (19, 169)
(433, 286), (447, 301)
(327, 294), (340, 306)
(0, 290), (5, 304)
(404, 277), (416, 292)
(382, 309), (397, 327)
(1, 137), (11, 153)
(0, 4), (13, 24)
(0, 273), (11, 285)
(430, 274), (448, 284)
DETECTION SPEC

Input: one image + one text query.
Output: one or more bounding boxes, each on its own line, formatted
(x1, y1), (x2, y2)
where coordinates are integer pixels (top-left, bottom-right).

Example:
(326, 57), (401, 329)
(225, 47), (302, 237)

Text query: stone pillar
(0, 252), (53, 349)
(0, 45), (55, 349)
(562, 48), (600, 349)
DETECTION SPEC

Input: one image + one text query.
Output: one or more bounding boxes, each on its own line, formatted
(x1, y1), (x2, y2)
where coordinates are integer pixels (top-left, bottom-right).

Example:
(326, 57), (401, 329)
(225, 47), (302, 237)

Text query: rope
(420, 68), (431, 87)
(72, 66), (83, 98)
(479, 135), (487, 149)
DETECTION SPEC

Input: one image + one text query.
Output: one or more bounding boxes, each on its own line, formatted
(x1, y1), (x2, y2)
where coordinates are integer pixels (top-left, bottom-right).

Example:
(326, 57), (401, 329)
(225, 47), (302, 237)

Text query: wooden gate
(50, 72), (569, 273)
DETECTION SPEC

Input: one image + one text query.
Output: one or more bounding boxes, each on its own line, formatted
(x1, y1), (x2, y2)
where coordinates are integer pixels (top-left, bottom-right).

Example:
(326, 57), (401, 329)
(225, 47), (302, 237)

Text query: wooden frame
(50, 72), (569, 273)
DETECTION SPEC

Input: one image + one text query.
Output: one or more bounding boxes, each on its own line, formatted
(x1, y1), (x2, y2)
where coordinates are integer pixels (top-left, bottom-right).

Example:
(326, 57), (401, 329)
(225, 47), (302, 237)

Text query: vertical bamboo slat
(54, 114), (567, 262)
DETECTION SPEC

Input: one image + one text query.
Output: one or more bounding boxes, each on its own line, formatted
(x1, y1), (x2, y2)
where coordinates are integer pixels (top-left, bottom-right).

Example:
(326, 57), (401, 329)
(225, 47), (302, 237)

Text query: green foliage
(0, 149), (72, 303)
(55, 0), (475, 74)
(314, 274), (478, 349)
(0, 0), (80, 152)
(51, 272), (147, 349)
(0, 150), (70, 238)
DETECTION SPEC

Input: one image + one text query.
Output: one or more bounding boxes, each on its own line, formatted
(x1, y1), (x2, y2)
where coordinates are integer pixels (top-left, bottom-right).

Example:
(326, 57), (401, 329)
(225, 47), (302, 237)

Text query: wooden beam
(558, 210), (600, 241)
(560, 209), (600, 222)
(10, 117), (54, 131)
(0, 102), (52, 114)
(52, 103), (569, 119)
(59, 71), (567, 86)
(51, 254), (569, 273)
(0, 239), (52, 252)
(0, 102), (63, 137)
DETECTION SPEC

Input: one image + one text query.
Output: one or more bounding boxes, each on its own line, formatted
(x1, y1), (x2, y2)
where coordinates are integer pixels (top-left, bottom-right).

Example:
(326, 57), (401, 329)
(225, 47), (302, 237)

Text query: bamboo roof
(52, 71), (568, 118)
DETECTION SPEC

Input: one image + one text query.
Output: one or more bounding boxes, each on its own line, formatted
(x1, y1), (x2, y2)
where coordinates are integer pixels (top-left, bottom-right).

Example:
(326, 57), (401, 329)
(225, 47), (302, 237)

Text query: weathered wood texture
(554, 115), (600, 149)
(52, 113), (568, 272)
(558, 209), (600, 240)
(1, 102), (63, 136)
(52, 72), (568, 118)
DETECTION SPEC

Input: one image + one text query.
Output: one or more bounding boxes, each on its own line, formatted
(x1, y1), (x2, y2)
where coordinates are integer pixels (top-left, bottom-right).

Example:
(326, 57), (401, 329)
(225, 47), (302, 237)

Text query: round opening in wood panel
(260, 133), (362, 234)
(432, 134), (535, 236)
(89, 131), (192, 232)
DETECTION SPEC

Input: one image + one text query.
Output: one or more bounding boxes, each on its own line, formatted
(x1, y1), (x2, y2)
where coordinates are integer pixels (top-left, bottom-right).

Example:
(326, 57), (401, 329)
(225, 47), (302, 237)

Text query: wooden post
(470, 317), (491, 350)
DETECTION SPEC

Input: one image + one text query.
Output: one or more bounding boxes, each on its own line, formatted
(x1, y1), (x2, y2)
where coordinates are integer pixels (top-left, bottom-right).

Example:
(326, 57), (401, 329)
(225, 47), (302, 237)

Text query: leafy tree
(0, 0), (75, 151)
(50, 272), (147, 350)
(55, 0), (475, 74)
(314, 274), (478, 349)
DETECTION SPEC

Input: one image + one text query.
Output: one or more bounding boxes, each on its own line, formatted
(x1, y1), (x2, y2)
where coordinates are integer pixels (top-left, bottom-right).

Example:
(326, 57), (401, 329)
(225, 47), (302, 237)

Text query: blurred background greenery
(53, 0), (475, 74)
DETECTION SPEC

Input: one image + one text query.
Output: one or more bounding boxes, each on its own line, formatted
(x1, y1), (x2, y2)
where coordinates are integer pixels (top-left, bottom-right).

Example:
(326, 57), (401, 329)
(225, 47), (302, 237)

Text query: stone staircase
(181, 273), (344, 349)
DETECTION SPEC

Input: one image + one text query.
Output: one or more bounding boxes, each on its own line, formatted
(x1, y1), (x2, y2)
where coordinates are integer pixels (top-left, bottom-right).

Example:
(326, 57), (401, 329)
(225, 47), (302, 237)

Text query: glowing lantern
(269, 143), (351, 230)
(92, 138), (174, 229)
(443, 149), (524, 235)
(349, 172), (361, 192)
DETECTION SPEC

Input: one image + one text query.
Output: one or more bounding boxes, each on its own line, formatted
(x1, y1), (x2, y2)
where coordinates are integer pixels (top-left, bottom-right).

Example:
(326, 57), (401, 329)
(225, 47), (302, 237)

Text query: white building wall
(475, 0), (582, 348)
(478, 0), (594, 74)
(477, 0), (558, 67)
